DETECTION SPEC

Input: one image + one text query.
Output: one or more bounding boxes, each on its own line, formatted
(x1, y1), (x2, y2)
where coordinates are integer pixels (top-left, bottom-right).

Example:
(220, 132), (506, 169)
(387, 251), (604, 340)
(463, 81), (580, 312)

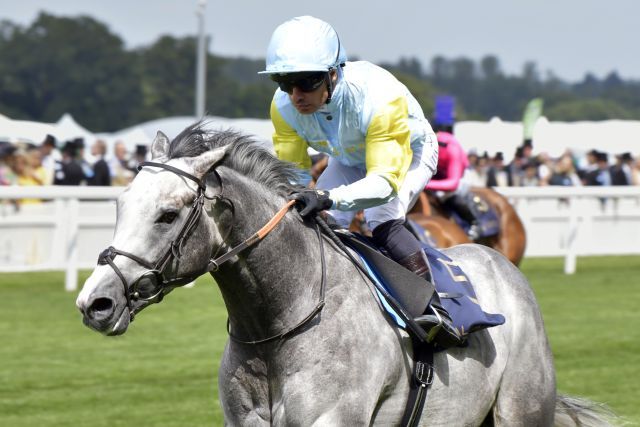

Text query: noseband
(97, 160), (297, 323)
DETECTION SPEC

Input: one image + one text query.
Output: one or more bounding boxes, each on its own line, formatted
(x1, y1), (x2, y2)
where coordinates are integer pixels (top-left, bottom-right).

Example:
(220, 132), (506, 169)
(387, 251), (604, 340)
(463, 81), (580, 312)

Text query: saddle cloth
(345, 234), (505, 339)
(451, 193), (500, 238)
(405, 218), (438, 247)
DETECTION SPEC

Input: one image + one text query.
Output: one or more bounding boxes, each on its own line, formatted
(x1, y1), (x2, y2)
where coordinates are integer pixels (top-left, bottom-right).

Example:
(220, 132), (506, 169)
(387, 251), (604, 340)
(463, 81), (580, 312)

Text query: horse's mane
(168, 122), (299, 195)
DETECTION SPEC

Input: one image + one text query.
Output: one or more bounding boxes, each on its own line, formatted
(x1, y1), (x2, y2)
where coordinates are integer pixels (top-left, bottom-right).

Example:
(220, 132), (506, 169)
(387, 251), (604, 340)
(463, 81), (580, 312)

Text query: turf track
(1, 255), (638, 426)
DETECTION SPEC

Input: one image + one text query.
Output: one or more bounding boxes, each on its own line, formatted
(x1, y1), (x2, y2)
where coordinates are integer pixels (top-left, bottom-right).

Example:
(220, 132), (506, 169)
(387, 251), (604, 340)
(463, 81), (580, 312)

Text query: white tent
(533, 118), (640, 159)
(94, 126), (152, 152)
(0, 113), (96, 146)
(2, 111), (639, 163)
(109, 115), (276, 153)
(0, 114), (57, 145)
(135, 115), (275, 143)
(455, 117), (523, 161)
(53, 113), (95, 142)
(455, 117), (640, 162)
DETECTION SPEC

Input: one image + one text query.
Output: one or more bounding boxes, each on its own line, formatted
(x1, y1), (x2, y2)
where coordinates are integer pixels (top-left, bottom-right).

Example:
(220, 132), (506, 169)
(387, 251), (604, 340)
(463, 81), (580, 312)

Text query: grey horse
(76, 125), (615, 426)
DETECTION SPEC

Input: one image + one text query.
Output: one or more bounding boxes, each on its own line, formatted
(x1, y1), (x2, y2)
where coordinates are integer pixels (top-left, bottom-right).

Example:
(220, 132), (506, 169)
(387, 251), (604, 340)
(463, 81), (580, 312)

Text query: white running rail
(1, 185), (639, 291)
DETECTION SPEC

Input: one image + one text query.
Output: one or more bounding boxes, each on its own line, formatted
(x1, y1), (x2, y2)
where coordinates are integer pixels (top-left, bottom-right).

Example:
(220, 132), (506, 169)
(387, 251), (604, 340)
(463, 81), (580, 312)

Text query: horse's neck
(212, 182), (324, 342)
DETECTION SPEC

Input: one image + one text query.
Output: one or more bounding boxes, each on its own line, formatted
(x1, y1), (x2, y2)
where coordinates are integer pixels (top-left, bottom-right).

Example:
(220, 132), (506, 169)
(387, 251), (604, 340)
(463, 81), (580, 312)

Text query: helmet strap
(325, 70), (335, 104)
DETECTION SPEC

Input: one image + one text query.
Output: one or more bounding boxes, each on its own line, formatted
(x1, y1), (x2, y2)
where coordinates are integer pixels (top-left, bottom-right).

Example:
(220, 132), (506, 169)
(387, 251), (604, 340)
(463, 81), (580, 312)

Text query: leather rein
(97, 161), (327, 344)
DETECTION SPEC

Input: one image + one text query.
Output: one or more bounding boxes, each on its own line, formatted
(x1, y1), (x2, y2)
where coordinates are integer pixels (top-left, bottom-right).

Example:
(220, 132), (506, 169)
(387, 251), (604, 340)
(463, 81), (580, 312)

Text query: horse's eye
(157, 211), (178, 224)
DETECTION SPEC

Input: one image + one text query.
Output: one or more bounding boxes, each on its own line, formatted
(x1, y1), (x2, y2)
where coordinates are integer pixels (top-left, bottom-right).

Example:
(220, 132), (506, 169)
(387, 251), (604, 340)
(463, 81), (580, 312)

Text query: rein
(226, 218), (327, 345)
(207, 200), (295, 271)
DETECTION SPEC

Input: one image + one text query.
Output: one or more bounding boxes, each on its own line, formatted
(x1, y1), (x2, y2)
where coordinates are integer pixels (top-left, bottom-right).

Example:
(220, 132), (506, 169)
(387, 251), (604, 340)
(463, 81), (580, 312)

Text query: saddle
(450, 193), (500, 239)
(335, 230), (505, 341)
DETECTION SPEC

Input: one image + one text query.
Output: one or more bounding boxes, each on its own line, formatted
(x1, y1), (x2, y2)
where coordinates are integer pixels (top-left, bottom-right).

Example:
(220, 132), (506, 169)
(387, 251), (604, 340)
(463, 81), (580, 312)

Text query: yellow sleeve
(270, 99), (311, 170)
(364, 97), (413, 193)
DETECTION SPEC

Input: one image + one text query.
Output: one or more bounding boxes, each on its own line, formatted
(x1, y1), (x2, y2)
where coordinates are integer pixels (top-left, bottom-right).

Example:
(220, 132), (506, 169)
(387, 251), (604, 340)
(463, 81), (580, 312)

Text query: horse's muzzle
(79, 294), (131, 335)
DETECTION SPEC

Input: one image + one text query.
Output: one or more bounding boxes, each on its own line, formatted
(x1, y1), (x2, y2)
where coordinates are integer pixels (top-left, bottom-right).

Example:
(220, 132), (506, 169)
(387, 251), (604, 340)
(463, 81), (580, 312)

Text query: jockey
(260, 16), (462, 348)
(426, 126), (482, 240)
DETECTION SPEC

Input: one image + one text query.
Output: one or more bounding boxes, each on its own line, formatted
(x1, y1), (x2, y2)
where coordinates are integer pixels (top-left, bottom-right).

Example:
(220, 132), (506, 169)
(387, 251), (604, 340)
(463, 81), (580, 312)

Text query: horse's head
(76, 128), (228, 336)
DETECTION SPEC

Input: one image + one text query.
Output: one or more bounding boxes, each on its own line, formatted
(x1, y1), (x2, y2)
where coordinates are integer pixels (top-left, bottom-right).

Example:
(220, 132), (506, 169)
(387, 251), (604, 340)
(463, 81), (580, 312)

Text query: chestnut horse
(408, 188), (527, 266)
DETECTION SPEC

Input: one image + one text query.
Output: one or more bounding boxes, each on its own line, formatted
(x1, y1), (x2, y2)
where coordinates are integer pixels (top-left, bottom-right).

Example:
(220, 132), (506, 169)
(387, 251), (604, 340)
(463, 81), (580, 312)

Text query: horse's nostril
(87, 297), (114, 319)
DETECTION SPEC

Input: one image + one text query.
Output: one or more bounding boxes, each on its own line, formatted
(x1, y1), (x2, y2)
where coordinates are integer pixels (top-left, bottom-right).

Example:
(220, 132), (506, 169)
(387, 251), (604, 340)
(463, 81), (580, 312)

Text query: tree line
(2, 12), (640, 133)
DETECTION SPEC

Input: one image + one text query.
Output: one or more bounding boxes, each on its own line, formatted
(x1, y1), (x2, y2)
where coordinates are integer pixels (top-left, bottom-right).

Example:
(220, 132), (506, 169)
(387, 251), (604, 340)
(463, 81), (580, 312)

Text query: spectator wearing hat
(131, 144), (149, 175)
(578, 149), (599, 182)
(619, 152), (634, 185)
(53, 140), (87, 186)
(505, 147), (525, 186)
(486, 152), (509, 187)
(521, 140), (534, 163)
(73, 138), (95, 183)
(88, 139), (111, 186)
(584, 151), (612, 186)
(609, 153), (630, 186)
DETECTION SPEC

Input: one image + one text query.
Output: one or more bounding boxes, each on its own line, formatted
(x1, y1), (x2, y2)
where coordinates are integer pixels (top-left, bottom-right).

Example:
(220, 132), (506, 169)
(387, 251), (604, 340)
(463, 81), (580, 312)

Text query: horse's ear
(151, 131), (171, 160)
(191, 147), (227, 179)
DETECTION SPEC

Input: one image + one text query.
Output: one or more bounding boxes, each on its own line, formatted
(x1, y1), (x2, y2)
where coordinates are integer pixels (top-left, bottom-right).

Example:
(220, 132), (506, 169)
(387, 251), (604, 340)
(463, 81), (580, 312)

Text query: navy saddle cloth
(340, 232), (505, 338)
(420, 243), (505, 336)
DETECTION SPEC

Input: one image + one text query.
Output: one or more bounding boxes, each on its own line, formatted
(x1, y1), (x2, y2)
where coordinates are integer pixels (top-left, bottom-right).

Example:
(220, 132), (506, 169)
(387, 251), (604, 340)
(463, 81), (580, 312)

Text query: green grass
(1, 256), (639, 426)
(0, 272), (226, 427)
(521, 256), (640, 425)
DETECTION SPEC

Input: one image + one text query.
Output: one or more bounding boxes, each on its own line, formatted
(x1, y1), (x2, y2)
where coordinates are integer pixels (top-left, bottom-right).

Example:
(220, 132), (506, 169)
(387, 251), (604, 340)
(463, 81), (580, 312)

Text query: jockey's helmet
(259, 16), (347, 76)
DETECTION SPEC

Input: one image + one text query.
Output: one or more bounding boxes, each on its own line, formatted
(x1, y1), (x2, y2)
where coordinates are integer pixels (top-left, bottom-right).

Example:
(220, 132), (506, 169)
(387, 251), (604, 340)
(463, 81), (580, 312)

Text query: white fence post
(64, 198), (80, 292)
(564, 196), (579, 274)
(52, 199), (67, 268)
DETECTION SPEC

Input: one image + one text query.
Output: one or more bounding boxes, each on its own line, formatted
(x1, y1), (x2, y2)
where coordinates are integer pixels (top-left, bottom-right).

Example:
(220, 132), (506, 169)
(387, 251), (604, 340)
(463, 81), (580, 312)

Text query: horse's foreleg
(218, 345), (271, 426)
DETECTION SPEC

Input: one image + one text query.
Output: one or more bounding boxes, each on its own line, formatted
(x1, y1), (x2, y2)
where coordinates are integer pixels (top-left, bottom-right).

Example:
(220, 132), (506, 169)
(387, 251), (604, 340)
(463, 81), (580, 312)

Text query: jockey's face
(290, 83), (327, 114)
(276, 70), (337, 115)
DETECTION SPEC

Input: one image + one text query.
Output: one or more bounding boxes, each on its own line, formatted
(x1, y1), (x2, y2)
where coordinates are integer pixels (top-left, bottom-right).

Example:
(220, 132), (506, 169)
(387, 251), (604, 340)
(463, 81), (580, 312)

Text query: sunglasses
(271, 72), (327, 94)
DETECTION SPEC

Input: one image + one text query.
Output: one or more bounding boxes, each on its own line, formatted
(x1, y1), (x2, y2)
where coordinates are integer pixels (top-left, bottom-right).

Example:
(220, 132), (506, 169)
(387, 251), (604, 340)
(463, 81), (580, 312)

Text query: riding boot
(445, 195), (481, 240)
(398, 250), (464, 349)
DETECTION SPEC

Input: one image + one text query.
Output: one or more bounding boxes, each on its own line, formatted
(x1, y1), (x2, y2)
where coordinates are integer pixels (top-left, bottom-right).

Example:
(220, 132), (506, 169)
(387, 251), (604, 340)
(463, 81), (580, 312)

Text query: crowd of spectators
(1, 134), (639, 210)
(0, 134), (148, 208)
(463, 140), (640, 189)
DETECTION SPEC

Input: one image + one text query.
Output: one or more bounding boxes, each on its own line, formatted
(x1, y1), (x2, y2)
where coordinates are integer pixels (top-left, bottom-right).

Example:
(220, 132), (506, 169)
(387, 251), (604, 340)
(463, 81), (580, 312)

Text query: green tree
(135, 36), (200, 121)
(4, 12), (640, 131)
(545, 99), (635, 121)
(0, 13), (141, 131)
(391, 71), (438, 119)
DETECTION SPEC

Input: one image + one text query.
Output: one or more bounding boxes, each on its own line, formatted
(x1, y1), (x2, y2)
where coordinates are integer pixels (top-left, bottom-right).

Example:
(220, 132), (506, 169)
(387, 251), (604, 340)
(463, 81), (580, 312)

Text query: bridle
(97, 161), (215, 318)
(97, 160), (326, 345)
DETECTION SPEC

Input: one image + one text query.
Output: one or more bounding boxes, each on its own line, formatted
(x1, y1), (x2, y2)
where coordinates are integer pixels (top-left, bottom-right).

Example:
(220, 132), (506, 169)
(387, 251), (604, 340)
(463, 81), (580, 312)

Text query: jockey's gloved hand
(288, 189), (333, 217)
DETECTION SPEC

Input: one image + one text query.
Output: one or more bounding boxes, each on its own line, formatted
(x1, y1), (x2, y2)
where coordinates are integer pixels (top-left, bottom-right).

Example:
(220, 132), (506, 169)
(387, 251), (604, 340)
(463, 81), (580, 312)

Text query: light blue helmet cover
(259, 16), (347, 75)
